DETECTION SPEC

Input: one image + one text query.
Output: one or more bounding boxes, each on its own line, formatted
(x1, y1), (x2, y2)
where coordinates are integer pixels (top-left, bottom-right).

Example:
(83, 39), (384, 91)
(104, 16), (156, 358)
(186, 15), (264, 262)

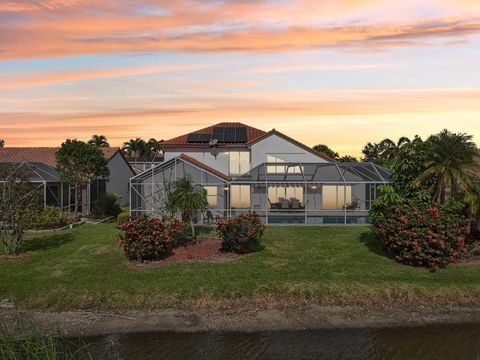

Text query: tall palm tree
(168, 178), (208, 242)
(379, 136), (411, 163)
(416, 130), (479, 204)
(146, 138), (164, 162)
(122, 138), (147, 162)
(88, 135), (109, 148)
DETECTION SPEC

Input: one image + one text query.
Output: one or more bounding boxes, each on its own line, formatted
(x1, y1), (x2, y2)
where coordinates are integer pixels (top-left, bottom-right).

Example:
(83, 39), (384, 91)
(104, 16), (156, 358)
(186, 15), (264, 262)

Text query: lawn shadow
(22, 233), (76, 252)
(359, 230), (391, 259)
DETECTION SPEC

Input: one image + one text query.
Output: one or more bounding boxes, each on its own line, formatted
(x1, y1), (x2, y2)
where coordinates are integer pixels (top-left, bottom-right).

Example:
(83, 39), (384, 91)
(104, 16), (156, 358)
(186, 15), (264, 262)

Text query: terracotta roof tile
(163, 122), (266, 147)
(0, 147), (121, 168)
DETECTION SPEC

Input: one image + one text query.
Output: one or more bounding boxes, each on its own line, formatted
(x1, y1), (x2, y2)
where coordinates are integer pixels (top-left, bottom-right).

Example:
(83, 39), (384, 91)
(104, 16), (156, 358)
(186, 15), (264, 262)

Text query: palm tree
(416, 130), (479, 204)
(168, 178), (208, 242)
(379, 137), (411, 163)
(122, 138), (147, 163)
(146, 138), (164, 162)
(88, 135), (109, 148)
(0, 139), (4, 147)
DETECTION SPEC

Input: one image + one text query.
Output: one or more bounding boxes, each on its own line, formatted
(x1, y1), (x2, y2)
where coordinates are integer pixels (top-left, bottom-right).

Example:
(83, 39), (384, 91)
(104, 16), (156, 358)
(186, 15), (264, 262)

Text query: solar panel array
(186, 127), (248, 144)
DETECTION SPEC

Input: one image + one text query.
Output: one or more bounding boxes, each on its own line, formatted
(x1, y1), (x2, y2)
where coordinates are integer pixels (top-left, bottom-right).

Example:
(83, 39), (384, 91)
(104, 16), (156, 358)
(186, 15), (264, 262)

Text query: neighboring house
(130, 122), (390, 225)
(0, 147), (134, 212)
(124, 154), (164, 174)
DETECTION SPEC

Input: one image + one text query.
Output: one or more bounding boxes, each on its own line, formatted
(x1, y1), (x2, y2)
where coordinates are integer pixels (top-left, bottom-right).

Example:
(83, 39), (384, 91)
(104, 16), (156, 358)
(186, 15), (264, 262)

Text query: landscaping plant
(371, 188), (469, 270)
(117, 211), (130, 225)
(31, 206), (67, 230)
(91, 193), (122, 218)
(217, 213), (265, 254)
(118, 216), (186, 261)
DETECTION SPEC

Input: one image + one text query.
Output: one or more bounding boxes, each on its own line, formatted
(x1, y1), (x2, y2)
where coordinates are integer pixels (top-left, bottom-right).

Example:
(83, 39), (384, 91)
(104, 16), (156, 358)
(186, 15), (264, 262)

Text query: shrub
(91, 193), (122, 218)
(217, 213), (265, 254)
(31, 206), (66, 230)
(117, 211), (130, 225)
(372, 200), (470, 270)
(118, 216), (186, 261)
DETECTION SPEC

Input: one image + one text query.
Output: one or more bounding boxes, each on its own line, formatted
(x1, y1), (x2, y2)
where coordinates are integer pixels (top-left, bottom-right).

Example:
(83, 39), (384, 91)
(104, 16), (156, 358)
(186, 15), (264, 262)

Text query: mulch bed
(133, 238), (242, 268)
(0, 252), (33, 261)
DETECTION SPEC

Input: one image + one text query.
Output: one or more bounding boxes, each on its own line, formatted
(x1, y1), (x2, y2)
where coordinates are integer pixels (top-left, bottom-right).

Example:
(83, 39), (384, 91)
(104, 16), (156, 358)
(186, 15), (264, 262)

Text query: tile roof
(179, 153), (232, 181)
(163, 122), (267, 147)
(0, 147), (121, 168)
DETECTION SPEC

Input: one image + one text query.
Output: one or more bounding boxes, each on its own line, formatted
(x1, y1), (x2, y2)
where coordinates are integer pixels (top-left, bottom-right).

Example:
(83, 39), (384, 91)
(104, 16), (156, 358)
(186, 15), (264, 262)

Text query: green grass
(1, 223), (480, 310)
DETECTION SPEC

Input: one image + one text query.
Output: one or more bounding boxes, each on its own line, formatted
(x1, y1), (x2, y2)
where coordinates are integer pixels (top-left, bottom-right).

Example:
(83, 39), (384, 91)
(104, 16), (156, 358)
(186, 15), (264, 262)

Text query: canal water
(81, 324), (480, 359)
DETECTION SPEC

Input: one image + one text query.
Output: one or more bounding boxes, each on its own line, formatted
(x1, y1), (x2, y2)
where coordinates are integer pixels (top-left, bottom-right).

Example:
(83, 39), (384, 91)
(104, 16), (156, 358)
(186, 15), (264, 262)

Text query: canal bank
(3, 304), (480, 337)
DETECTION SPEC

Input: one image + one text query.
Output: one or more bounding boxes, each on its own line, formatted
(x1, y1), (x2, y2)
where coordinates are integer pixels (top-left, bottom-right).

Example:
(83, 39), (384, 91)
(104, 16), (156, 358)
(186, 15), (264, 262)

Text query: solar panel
(186, 133), (200, 142)
(211, 127), (248, 143)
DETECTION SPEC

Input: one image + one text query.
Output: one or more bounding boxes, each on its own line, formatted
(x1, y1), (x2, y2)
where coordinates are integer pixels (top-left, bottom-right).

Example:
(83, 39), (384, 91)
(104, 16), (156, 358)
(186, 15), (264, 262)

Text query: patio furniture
(280, 198), (289, 209)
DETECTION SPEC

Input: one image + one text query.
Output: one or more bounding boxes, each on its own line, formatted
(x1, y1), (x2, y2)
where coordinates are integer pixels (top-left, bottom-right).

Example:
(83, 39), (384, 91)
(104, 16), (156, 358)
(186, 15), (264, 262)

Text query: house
(124, 153), (164, 174)
(0, 147), (135, 212)
(130, 122), (390, 225)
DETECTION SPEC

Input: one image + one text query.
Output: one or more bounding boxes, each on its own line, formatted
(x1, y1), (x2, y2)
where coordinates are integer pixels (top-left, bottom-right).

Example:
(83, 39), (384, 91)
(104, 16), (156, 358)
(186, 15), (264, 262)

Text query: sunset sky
(1, 0), (480, 157)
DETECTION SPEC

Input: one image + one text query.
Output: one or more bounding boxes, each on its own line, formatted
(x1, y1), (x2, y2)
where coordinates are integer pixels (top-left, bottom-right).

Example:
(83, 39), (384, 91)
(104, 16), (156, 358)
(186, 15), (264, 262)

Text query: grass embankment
(1, 223), (480, 310)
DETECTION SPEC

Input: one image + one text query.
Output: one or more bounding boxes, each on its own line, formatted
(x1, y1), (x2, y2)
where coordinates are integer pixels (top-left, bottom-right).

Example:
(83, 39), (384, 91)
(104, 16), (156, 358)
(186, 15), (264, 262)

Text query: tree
(0, 165), (42, 255)
(312, 144), (339, 160)
(0, 139), (4, 147)
(338, 155), (358, 162)
(88, 134), (110, 148)
(122, 138), (147, 162)
(416, 129), (479, 204)
(56, 139), (110, 217)
(389, 136), (432, 198)
(361, 137), (411, 167)
(145, 138), (164, 162)
(167, 178), (208, 242)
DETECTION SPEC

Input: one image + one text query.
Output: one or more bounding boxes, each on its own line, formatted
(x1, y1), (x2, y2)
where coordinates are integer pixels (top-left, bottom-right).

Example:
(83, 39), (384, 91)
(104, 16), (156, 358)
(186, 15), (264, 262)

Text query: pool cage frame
(130, 157), (390, 225)
(0, 161), (94, 214)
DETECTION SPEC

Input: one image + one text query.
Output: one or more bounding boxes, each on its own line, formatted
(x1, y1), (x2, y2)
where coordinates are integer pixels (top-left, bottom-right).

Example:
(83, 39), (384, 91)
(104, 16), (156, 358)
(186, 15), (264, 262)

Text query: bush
(117, 211), (130, 225)
(372, 200), (470, 270)
(31, 206), (66, 230)
(118, 216), (186, 261)
(91, 193), (122, 218)
(217, 213), (265, 254)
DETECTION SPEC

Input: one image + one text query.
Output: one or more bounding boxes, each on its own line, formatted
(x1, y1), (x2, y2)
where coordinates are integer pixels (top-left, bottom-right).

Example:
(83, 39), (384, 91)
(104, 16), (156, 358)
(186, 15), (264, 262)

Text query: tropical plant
(217, 213), (265, 253)
(122, 138), (147, 162)
(118, 216), (185, 261)
(0, 165), (42, 255)
(31, 206), (66, 230)
(88, 134), (110, 148)
(167, 178), (208, 242)
(146, 138), (164, 162)
(361, 137), (411, 167)
(56, 139), (110, 217)
(416, 130), (479, 204)
(91, 193), (122, 218)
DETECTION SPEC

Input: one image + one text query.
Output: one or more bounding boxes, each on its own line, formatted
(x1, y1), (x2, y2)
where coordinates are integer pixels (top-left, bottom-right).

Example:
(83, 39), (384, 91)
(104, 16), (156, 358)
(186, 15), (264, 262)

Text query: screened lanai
(0, 162), (106, 214)
(130, 158), (390, 225)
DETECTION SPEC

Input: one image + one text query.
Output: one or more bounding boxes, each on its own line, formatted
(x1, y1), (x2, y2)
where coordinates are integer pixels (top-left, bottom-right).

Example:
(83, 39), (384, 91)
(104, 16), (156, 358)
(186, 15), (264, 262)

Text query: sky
(1, 0), (480, 157)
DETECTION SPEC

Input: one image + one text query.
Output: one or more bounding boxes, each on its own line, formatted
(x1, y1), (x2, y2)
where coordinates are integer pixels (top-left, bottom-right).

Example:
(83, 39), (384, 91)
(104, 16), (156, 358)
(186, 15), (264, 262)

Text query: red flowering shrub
(217, 213), (265, 254)
(372, 201), (469, 270)
(118, 216), (186, 261)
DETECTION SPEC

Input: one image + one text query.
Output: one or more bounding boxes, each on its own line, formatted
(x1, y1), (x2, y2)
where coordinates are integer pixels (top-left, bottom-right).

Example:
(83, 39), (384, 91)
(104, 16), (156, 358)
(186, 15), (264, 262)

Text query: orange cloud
(1, 1), (480, 60)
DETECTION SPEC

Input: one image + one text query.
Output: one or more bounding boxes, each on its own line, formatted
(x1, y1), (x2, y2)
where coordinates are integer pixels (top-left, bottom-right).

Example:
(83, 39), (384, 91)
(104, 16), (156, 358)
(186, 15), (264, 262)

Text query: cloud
(0, 0), (480, 60)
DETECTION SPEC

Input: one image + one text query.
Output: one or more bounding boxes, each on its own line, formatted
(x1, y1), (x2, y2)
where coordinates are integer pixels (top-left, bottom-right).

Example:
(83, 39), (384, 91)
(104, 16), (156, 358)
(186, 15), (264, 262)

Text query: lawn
(1, 223), (480, 310)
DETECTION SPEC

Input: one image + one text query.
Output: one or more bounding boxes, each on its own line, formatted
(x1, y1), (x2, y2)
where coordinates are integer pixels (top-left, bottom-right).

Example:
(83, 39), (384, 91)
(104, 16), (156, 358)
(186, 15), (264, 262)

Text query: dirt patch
(132, 239), (242, 268)
(0, 252), (33, 261)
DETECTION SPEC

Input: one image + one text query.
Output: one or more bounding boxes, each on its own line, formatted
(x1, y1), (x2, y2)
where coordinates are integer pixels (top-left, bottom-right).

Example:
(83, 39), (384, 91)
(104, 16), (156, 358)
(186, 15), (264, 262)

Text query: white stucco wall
(163, 133), (329, 178)
(164, 149), (232, 175)
(106, 152), (135, 206)
(251, 134), (329, 169)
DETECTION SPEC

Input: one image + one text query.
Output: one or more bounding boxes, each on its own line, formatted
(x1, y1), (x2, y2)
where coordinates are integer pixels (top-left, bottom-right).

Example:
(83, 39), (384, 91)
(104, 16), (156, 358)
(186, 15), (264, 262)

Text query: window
(230, 185), (250, 208)
(229, 152), (250, 175)
(268, 186), (304, 205)
(322, 185), (352, 209)
(204, 186), (218, 206)
(267, 154), (302, 174)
